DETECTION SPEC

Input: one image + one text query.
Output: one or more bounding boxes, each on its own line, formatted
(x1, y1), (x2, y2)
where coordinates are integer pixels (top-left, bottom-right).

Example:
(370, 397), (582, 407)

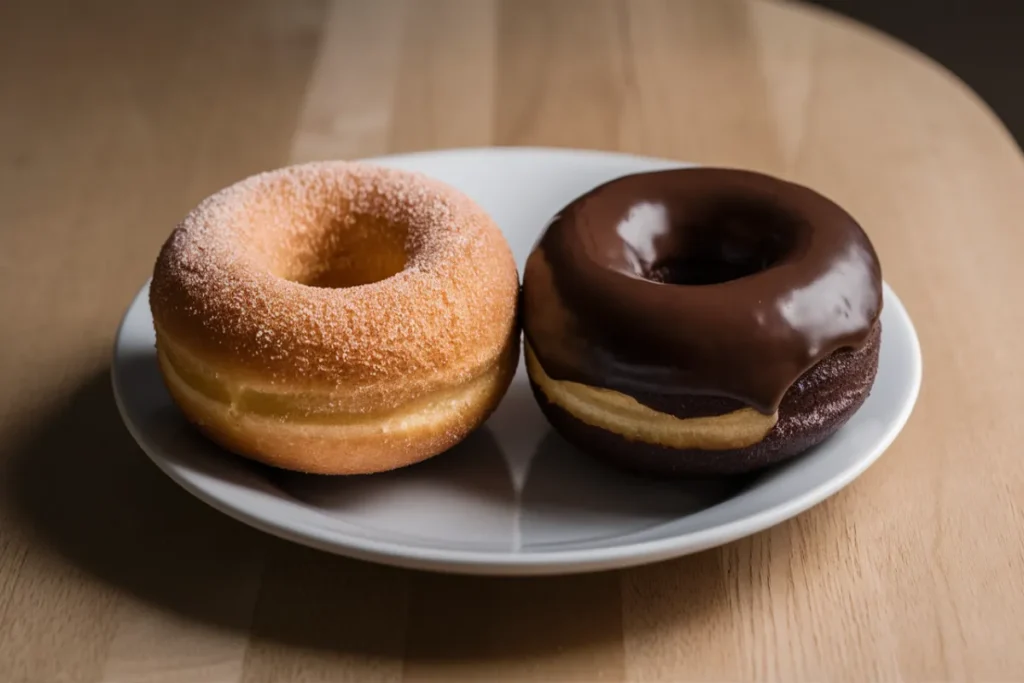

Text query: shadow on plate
(1, 366), (751, 660)
(519, 431), (749, 549)
(269, 428), (519, 551)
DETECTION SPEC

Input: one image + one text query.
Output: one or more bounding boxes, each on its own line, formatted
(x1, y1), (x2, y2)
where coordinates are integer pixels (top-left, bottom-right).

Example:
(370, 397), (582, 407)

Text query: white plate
(112, 147), (922, 576)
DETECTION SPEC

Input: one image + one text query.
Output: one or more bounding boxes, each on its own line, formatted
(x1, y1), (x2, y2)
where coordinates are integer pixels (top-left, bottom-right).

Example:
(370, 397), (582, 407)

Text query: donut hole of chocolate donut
(276, 213), (409, 289)
(617, 197), (799, 287)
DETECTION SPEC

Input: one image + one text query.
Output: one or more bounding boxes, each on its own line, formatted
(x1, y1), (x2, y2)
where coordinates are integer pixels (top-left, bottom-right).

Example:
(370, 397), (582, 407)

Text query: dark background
(810, 0), (1024, 147)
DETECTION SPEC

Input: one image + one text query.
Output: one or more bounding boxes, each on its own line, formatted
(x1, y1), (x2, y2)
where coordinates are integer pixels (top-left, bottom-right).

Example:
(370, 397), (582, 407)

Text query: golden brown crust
(157, 335), (518, 474)
(149, 161), (520, 473)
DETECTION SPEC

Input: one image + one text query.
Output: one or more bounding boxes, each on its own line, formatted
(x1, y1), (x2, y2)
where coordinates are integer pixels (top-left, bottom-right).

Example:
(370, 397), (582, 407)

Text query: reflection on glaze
(521, 168), (883, 415)
(615, 201), (670, 275)
(778, 242), (879, 356)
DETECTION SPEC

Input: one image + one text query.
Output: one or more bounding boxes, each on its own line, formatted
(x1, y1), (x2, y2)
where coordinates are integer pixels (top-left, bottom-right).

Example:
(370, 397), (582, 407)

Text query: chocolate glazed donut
(521, 168), (883, 475)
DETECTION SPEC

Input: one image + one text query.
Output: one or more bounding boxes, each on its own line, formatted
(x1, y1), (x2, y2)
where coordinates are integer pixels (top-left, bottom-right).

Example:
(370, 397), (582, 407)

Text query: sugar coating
(150, 161), (519, 410)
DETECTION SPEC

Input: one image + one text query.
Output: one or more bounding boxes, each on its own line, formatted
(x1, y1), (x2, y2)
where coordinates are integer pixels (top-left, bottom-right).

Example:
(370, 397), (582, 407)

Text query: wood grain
(2, 0), (1024, 681)
(0, 1), (325, 681)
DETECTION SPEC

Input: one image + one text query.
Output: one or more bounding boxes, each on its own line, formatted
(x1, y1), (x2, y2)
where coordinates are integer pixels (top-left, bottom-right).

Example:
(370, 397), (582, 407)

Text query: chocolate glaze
(521, 168), (883, 415)
(530, 322), (881, 475)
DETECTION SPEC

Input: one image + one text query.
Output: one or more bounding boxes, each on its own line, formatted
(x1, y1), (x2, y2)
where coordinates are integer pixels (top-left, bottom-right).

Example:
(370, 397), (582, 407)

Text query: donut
(522, 168), (882, 476)
(150, 162), (519, 475)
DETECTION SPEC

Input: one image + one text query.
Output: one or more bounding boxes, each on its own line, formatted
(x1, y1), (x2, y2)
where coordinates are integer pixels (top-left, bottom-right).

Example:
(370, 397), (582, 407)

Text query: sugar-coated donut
(522, 168), (882, 475)
(150, 162), (519, 474)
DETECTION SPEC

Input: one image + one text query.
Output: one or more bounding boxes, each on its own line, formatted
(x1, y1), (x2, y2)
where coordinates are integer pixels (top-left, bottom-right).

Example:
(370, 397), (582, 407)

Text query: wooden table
(3, 1), (1024, 680)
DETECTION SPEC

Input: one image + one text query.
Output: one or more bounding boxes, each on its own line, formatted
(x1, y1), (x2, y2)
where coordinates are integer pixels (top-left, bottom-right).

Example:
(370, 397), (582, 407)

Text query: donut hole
(276, 213), (409, 289)
(303, 214), (408, 288)
(618, 197), (798, 286)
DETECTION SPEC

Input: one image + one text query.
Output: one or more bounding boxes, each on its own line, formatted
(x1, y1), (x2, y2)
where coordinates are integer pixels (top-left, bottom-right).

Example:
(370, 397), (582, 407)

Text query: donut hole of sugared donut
(283, 213), (409, 289)
(233, 187), (410, 290)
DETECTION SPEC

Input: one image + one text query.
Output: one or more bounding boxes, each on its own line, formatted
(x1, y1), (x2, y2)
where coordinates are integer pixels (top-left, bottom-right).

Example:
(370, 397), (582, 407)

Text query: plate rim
(111, 147), (923, 575)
